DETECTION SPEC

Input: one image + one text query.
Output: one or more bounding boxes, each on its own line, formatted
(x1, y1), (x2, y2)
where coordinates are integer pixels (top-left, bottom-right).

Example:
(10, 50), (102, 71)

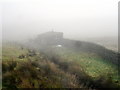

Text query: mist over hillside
(68, 36), (118, 52)
(26, 31), (119, 66)
(1, 0), (119, 89)
(2, 31), (120, 89)
(2, 0), (118, 42)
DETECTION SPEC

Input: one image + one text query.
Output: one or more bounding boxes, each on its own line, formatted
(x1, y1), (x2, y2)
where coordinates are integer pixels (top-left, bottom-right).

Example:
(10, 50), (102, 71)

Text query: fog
(0, 4), (1, 43)
(1, 1), (120, 89)
(1, 0), (119, 41)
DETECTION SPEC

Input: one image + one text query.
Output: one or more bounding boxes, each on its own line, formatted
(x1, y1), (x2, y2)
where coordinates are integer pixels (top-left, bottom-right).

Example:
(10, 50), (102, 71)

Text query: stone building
(35, 31), (63, 46)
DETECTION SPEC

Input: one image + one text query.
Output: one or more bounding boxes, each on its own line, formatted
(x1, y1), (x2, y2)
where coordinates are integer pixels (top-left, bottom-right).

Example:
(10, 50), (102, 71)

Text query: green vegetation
(2, 44), (83, 88)
(52, 47), (119, 81)
(2, 43), (120, 89)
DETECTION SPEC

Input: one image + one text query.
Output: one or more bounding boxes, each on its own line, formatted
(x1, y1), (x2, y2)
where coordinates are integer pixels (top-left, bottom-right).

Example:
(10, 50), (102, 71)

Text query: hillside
(2, 42), (120, 89)
(28, 31), (119, 66)
(79, 37), (118, 52)
(2, 43), (84, 88)
(2, 43), (120, 89)
(2, 32), (120, 89)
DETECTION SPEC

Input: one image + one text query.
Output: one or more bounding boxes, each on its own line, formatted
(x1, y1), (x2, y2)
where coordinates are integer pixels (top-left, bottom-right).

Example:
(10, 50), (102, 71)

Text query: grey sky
(1, 0), (119, 41)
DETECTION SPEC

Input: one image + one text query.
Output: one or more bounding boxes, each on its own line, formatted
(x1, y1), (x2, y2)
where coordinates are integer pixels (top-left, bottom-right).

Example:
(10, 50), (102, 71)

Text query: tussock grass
(2, 44), (83, 88)
(2, 43), (120, 89)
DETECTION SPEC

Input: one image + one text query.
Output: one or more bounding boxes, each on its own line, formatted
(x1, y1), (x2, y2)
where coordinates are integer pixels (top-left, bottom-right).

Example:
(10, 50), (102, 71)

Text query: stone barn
(35, 31), (63, 46)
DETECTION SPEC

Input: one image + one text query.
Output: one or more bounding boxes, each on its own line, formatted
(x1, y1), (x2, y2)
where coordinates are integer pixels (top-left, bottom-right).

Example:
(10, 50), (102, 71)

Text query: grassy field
(2, 43), (120, 88)
(2, 44), (28, 61)
(52, 47), (119, 83)
(2, 44), (84, 88)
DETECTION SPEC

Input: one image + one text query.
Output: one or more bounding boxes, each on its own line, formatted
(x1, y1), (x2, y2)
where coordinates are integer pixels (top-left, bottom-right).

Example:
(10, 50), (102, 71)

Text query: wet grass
(52, 47), (119, 84)
(2, 43), (120, 88)
(2, 44), (83, 88)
